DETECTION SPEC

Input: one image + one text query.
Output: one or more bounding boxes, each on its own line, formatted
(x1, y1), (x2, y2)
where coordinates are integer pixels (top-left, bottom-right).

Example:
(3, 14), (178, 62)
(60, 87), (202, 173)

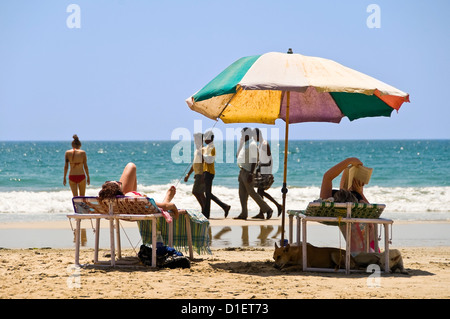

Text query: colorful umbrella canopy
(186, 50), (409, 242)
(187, 51), (409, 124)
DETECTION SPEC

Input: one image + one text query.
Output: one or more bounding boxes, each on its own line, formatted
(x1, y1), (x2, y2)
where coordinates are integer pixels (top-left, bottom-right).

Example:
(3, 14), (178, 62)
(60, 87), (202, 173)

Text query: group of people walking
(184, 128), (281, 220)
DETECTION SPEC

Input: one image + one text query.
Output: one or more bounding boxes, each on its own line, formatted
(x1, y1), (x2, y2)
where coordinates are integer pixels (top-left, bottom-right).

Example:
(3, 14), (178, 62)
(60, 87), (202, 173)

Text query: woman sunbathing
(98, 162), (181, 219)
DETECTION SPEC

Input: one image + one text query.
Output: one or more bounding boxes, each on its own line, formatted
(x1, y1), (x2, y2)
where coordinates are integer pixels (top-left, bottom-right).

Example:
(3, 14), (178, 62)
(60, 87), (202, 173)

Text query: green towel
(137, 210), (211, 255)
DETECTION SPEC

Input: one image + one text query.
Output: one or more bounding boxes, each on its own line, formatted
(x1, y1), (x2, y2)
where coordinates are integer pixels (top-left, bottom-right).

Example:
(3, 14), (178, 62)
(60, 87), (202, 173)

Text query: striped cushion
(288, 202), (385, 226)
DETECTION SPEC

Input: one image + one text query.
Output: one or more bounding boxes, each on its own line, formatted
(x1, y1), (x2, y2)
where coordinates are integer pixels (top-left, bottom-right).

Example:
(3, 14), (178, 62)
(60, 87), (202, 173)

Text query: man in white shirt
(234, 128), (272, 220)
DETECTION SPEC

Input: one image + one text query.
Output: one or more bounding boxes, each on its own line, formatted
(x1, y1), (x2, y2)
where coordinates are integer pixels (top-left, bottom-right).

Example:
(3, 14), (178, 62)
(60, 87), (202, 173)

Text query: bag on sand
(138, 244), (191, 269)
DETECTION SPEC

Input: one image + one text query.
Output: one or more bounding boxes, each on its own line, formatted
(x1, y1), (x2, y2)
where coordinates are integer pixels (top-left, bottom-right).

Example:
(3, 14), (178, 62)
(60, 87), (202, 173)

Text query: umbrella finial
(287, 48), (293, 54)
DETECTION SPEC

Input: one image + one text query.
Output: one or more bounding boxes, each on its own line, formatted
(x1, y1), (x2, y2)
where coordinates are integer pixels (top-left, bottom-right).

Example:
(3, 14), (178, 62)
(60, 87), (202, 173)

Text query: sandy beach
(0, 246), (449, 300)
(0, 218), (449, 300)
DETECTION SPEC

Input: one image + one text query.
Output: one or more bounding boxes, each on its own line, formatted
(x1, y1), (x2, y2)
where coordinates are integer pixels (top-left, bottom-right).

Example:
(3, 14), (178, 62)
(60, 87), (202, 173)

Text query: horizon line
(1, 138), (449, 142)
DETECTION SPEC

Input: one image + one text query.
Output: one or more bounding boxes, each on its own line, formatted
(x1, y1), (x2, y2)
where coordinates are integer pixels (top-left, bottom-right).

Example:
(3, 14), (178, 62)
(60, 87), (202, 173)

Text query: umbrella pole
(281, 91), (290, 245)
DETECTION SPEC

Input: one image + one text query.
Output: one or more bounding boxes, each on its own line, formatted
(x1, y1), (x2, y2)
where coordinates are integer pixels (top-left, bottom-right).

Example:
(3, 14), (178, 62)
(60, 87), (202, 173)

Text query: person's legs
(210, 193), (231, 217)
(193, 192), (206, 211)
(203, 172), (213, 218)
(243, 173), (271, 214)
(78, 179), (87, 196)
(339, 223), (365, 253)
(238, 169), (249, 218)
(119, 162), (137, 193)
(262, 191), (281, 208)
(68, 180), (79, 197)
(192, 174), (206, 212)
(260, 189), (281, 217)
(257, 187), (265, 214)
(207, 173), (230, 216)
(163, 185), (176, 202)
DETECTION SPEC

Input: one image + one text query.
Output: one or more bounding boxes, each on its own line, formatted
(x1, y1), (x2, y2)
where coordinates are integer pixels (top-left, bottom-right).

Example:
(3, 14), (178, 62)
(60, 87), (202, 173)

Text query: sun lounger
(67, 196), (195, 267)
(287, 201), (393, 274)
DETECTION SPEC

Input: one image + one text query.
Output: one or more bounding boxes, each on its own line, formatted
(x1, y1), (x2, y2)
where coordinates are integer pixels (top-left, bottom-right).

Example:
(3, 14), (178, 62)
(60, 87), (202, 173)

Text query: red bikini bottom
(69, 175), (86, 183)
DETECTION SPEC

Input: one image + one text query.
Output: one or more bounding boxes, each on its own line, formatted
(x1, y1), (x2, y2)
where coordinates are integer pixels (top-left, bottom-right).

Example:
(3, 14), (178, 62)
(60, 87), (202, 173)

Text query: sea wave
(0, 185), (449, 223)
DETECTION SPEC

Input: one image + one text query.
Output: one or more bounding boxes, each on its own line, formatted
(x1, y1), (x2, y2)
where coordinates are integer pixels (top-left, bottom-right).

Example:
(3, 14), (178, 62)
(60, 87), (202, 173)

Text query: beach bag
(138, 244), (190, 269)
(253, 172), (274, 190)
(157, 245), (191, 269)
(138, 244), (159, 266)
(160, 255), (191, 269)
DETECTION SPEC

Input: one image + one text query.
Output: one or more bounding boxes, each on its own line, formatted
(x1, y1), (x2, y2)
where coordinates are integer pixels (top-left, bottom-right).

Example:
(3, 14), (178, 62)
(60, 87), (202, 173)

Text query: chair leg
(151, 218), (157, 267)
(384, 224), (390, 273)
(288, 215), (293, 244)
(302, 219), (307, 271)
(94, 219), (100, 263)
(75, 219), (81, 266)
(345, 222), (351, 274)
(109, 218), (115, 267)
(168, 219), (173, 247)
(365, 224), (370, 253)
(374, 224), (379, 252)
(115, 219), (121, 260)
(185, 214), (194, 260)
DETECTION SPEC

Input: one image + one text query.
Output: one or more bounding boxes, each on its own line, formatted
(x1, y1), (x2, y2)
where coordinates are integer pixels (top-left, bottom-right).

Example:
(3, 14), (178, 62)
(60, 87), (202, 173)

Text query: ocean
(0, 139), (449, 223)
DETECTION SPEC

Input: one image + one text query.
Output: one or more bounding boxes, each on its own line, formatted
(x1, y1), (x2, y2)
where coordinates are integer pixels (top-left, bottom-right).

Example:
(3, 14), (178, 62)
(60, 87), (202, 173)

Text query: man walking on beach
(202, 131), (231, 219)
(253, 128), (281, 219)
(184, 133), (206, 213)
(234, 128), (272, 220)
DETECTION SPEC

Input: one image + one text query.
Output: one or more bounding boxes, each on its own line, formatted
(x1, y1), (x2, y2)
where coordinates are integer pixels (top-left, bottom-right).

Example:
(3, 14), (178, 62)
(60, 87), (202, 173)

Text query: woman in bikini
(98, 162), (182, 219)
(63, 134), (90, 197)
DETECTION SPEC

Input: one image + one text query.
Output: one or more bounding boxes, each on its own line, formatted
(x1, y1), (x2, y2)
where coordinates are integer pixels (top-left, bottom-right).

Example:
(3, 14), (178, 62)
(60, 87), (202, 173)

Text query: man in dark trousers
(202, 131), (231, 219)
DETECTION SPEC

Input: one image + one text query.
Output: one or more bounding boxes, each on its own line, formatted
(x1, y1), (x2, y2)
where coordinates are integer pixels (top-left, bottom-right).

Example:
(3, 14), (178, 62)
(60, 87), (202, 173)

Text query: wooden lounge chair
(287, 201), (393, 274)
(67, 196), (194, 267)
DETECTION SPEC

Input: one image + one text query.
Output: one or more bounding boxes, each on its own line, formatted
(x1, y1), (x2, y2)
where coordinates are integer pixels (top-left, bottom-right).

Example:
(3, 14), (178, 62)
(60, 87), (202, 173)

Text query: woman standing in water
(63, 134), (90, 196)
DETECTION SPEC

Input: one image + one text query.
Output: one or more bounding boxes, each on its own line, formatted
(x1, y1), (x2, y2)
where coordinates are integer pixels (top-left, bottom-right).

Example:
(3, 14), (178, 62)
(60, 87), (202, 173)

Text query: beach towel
(137, 210), (211, 255)
(303, 201), (384, 226)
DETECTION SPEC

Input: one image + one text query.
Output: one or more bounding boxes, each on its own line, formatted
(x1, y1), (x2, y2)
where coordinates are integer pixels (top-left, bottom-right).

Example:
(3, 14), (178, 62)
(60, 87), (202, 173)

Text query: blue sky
(0, 0), (449, 141)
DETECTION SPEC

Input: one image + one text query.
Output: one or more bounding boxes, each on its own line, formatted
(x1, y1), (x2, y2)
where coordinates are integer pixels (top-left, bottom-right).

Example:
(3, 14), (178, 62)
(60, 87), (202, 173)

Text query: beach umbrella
(186, 50), (410, 242)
